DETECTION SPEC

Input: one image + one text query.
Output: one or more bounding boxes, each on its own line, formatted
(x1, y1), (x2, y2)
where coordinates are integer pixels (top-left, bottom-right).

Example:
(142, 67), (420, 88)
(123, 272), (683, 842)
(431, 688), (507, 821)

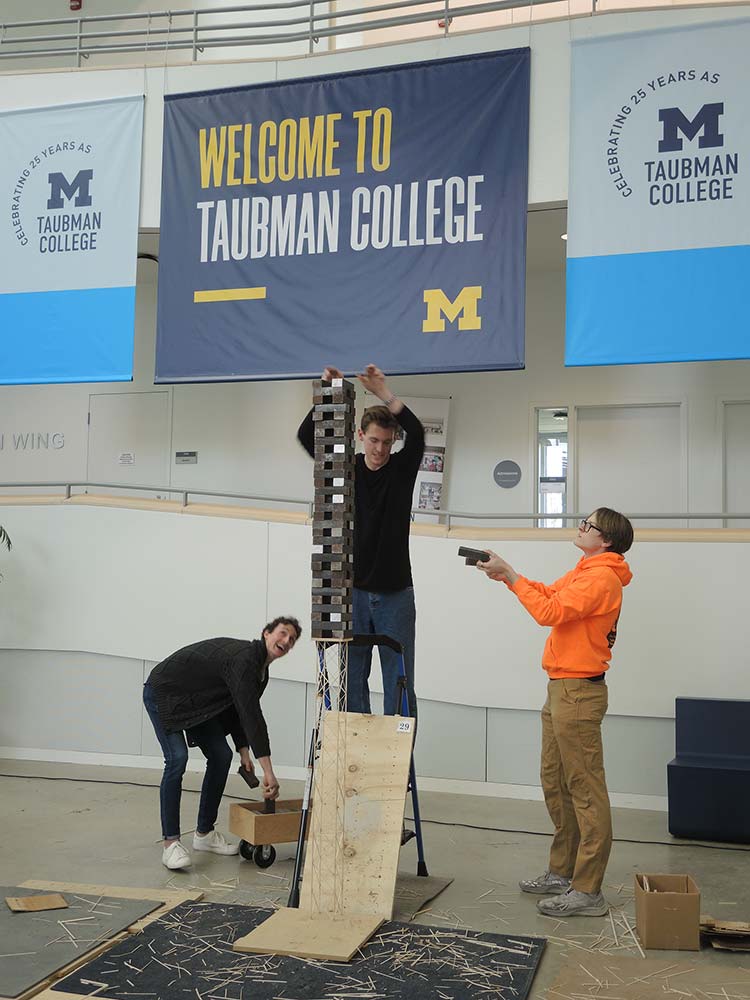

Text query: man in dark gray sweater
(144, 616), (300, 870)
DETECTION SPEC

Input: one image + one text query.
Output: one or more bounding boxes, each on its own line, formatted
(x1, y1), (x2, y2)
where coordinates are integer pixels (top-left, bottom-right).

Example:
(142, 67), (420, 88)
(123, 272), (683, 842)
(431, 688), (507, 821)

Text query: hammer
(237, 765), (276, 813)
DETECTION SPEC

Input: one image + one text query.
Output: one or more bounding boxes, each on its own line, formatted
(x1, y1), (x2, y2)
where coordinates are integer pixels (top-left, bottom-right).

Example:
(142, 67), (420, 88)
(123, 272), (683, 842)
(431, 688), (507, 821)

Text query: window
(537, 408), (568, 528)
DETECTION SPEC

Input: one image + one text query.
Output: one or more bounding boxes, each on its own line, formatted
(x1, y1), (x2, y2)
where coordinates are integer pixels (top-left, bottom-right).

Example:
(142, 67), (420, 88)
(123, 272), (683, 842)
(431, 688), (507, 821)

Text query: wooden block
(311, 558), (351, 571)
(312, 530), (353, 544)
(314, 479), (354, 491)
(313, 396), (355, 409)
(311, 609), (353, 620)
(311, 595), (351, 608)
(314, 429), (353, 441)
(316, 484), (354, 497)
(315, 498), (355, 510)
(312, 542), (353, 555)
(313, 403), (351, 415)
(313, 459), (351, 472)
(312, 536), (354, 546)
(312, 629), (352, 641)
(312, 585), (353, 596)
(313, 504), (355, 517)
(6, 893), (68, 912)
(229, 800), (305, 846)
(312, 412), (353, 423)
(232, 908), (382, 961)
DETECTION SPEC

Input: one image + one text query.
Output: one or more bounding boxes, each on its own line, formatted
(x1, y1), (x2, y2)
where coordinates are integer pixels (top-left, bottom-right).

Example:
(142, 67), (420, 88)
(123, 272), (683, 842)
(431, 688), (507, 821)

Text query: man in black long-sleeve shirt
(297, 364), (424, 719)
(143, 616), (300, 870)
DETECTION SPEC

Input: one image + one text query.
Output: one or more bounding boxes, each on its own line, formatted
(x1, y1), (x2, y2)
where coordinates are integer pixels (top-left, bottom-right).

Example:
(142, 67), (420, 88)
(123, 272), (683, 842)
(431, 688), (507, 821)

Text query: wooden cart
(229, 799), (305, 869)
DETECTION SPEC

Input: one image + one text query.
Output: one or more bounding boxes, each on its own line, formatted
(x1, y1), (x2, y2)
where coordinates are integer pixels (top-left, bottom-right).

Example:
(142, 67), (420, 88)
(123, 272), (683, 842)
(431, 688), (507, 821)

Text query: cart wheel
(253, 844), (276, 869)
(239, 839), (255, 862)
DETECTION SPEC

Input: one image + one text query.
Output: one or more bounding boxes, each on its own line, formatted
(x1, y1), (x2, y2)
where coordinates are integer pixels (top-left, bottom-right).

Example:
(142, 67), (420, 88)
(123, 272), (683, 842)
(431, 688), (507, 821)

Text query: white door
(87, 391), (170, 487)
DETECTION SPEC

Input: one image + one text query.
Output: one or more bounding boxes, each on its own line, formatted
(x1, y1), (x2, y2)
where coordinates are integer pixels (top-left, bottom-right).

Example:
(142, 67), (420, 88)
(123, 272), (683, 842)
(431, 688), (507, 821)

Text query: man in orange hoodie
(477, 508), (633, 917)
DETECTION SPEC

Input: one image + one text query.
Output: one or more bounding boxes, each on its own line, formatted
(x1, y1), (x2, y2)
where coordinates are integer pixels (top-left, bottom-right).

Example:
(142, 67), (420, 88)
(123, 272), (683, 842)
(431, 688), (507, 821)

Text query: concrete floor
(2, 758), (749, 997)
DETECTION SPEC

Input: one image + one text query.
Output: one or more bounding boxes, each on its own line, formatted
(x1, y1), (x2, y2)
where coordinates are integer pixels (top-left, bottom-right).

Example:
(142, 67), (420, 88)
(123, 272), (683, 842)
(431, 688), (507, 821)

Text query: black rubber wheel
(253, 844), (277, 869)
(239, 839), (255, 861)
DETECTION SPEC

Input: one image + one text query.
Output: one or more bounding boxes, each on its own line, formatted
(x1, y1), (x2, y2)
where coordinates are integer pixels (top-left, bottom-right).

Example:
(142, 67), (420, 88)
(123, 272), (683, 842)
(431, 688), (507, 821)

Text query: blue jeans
(348, 587), (417, 719)
(143, 682), (233, 840)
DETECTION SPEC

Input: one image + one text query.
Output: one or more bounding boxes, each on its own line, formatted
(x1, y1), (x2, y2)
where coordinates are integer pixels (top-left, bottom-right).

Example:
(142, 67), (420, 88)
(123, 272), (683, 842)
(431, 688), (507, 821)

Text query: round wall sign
(493, 460), (522, 489)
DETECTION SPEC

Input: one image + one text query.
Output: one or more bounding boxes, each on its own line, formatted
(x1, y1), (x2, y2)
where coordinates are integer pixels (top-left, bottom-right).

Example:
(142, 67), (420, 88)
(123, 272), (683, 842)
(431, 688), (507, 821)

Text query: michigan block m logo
(423, 287), (482, 333)
(658, 103), (724, 154)
(47, 169), (94, 209)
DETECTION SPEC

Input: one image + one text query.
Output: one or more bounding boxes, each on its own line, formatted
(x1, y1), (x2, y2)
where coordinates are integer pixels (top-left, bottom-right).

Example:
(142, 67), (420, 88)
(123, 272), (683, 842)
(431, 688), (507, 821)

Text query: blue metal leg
(409, 756), (429, 877)
(398, 652), (429, 876)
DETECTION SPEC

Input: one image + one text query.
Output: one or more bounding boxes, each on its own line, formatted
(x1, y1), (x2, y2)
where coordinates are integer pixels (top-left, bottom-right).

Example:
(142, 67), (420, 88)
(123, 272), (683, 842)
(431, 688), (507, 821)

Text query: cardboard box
(229, 799), (305, 846)
(635, 874), (701, 951)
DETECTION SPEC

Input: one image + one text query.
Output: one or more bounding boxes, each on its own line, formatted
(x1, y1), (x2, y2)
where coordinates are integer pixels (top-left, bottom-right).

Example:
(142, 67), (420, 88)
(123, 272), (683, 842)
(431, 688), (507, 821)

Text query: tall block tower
(311, 377), (356, 642)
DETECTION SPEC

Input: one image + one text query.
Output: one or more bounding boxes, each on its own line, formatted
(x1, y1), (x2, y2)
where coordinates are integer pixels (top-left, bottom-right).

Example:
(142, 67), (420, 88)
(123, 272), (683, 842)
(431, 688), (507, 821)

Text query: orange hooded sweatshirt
(508, 551), (633, 678)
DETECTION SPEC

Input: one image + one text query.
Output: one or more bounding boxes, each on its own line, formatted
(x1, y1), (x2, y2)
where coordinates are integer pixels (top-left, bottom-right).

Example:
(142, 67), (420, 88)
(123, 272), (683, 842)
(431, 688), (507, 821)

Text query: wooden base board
(300, 711), (414, 919)
(6, 881), (203, 1000)
(232, 907), (383, 962)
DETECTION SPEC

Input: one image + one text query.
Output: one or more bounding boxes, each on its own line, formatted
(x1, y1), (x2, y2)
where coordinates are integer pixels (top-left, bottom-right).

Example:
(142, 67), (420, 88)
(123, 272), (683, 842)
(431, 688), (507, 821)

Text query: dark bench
(667, 697), (750, 843)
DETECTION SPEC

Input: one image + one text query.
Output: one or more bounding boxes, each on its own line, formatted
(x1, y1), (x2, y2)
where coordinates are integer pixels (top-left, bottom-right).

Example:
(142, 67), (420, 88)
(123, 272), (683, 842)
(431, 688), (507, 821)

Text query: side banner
(567, 20), (750, 365)
(156, 51), (530, 382)
(0, 96), (144, 385)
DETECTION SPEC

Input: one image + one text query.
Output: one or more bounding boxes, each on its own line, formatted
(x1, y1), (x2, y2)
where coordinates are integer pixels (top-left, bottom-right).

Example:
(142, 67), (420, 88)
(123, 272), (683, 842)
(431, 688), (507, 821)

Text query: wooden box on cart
(229, 799), (305, 846)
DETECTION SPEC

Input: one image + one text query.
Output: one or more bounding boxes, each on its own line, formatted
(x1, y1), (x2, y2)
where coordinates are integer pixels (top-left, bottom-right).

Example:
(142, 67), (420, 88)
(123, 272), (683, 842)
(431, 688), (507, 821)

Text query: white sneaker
(192, 829), (239, 855)
(162, 841), (191, 871)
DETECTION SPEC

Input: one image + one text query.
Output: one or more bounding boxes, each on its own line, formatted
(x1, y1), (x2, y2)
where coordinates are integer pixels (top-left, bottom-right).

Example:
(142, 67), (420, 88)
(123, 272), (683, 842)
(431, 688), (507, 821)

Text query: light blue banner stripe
(0, 286), (135, 384)
(566, 244), (750, 366)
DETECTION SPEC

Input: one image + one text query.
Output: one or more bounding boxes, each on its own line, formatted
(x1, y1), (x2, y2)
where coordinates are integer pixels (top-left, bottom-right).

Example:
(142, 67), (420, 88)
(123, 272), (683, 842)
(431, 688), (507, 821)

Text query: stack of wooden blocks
(311, 377), (356, 642)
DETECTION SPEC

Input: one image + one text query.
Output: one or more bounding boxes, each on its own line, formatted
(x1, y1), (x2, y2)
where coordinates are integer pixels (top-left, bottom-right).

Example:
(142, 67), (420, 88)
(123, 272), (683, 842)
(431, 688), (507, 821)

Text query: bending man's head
(263, 616), (302, 660)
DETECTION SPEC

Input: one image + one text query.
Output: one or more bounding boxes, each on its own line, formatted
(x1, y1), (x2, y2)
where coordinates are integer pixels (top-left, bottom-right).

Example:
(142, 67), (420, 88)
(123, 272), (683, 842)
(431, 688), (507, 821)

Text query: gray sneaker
(537, 888), (609, 917)
(519, 871), (571, 895)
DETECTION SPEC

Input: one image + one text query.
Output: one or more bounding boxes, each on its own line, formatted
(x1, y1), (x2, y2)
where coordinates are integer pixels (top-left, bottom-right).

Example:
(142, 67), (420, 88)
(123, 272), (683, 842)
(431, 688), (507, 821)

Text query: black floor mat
(55, 900), (546, 1000)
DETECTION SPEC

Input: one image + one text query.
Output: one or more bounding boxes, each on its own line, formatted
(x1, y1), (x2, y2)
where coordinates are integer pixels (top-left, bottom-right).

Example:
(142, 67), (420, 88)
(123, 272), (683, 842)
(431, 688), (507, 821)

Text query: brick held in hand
(237, 764), (260, 789)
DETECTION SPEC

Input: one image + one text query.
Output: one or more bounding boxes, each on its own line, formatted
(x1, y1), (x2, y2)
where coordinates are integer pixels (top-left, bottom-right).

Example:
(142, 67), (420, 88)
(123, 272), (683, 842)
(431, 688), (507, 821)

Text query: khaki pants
(541, 678), (612, 894)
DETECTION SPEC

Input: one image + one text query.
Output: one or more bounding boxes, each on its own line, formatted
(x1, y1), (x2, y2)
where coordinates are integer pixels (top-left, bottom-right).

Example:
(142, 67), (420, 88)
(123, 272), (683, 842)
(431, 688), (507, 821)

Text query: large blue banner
(0, 96), (144, 384)
(156, 51), (530, 382)
(567, 20), (750, 365)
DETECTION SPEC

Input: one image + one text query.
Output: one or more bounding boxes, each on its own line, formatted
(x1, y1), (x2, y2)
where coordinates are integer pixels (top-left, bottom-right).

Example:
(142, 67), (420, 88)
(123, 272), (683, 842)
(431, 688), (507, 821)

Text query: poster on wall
(156, 50), (530, 382)
(566, 19), (750, 365)
(0, 96), (144, 384)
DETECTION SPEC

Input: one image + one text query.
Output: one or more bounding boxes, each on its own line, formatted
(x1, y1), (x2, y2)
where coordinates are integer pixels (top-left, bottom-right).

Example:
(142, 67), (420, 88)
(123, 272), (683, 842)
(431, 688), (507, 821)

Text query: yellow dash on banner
(193, 287), (267, 303)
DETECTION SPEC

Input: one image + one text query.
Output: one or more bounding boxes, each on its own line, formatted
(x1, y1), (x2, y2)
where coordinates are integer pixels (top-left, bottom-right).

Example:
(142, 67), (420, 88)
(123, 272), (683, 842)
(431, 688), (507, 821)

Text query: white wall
(0, 501), (746, 718)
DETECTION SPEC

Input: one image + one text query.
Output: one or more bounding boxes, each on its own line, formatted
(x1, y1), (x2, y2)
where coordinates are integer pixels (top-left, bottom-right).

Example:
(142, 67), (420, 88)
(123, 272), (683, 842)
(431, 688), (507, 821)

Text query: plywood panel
(300, 711), (414, 919)
(232, 908), (382, 962)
